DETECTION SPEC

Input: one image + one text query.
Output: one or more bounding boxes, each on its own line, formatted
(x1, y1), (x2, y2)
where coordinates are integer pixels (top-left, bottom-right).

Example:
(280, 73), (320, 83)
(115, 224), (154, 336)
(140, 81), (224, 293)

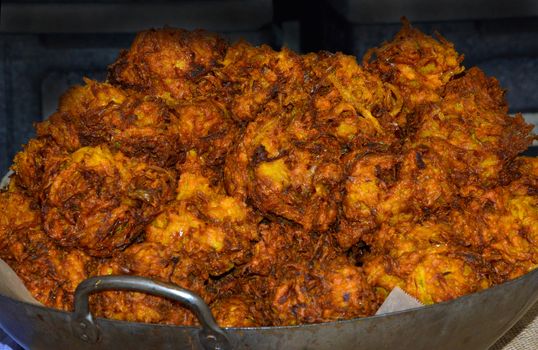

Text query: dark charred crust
(189, 65), (207, 79)
(252, 145), (270, 165)
(415, 151), (426, 169)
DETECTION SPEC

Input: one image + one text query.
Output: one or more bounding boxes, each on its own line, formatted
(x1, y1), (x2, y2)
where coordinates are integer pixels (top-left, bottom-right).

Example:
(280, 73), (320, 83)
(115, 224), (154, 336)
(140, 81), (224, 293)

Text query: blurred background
(0, 0), (537, 176)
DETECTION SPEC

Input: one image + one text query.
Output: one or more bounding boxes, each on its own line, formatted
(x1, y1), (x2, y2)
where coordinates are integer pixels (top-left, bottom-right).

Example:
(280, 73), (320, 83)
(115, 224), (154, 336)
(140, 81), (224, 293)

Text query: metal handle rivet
(81, 334), (89, 341)
(79, 322), (87, 329)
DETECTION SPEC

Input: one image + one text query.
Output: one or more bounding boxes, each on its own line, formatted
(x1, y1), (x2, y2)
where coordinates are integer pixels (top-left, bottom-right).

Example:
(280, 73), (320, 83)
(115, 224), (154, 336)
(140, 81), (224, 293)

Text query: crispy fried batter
(211, 295), (263, 327)
(37, 80), (181, 168)
(0, 190), (41, 262)
(3, 212), (96, 311)
(224, 50), (399, 232)
(42, 145), (175, 257)
(218, 44), (306, 122)
(450, 173), (538, 280)
(413, 67), (533, 186)
(339, 146), (457, 249)
(364, 19), (464, 111)
(363, 221), (492, 304)
(108, 28), (228, 101)
(0, 21), (537, 327)
(11, 139), (67, 197)
(93, 242), (196, 325)
(171, 98), (240, 165)
(308, 52), (402, 146)
(239, 222), (377, 325)
(14, 247), (93, 310)
(147, 151), (260, 280)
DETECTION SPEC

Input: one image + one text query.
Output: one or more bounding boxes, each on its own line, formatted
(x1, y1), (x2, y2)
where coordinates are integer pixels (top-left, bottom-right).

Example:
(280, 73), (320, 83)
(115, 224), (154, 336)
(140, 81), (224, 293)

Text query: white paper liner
(0, 260), (40, 306)
(375, 286), (423, 315)
(0, 171), (12, 190)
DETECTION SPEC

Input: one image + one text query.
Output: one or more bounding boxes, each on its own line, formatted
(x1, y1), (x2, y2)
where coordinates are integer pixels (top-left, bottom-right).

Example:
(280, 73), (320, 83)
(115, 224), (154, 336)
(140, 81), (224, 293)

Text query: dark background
(0, 0), (537, 176)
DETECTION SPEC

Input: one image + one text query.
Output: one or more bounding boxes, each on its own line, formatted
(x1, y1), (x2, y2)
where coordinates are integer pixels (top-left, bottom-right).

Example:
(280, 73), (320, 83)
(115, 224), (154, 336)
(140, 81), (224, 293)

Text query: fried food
(93, 242), (195, 325)
(13, 245), (93, 310)
(339, 146), (457, 249)
(0, 189), (41, 262)
(11, 139), (68, 198)
(171, 97), (240, 165)
(450, 160), (538, 280)
(0, 190), (95, 309)
(364, 19), (463, 112)
(42, 145), (175, 257)
(224, 50), (400, 232)
(225, 112), (346, 231)
(363, 221), (492, 304)
(413, 67), (533, 186)
(108, 28), (228, 101)
(0, 20), (536, 327)
(228, 222), (377, 325)
(37, 80), (181, 168)
(210, 295), (263, 327)
(147, 151), (260, 281)
(218, 44), (305, 122)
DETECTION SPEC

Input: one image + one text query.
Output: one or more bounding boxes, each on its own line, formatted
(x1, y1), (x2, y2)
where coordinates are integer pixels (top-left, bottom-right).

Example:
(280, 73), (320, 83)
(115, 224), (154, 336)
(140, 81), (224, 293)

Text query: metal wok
(0, 268), (537, 350)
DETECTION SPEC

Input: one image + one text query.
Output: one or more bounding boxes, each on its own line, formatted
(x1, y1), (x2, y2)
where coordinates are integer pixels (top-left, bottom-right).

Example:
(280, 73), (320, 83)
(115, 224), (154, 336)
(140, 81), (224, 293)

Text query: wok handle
(72, 275), (231, 350)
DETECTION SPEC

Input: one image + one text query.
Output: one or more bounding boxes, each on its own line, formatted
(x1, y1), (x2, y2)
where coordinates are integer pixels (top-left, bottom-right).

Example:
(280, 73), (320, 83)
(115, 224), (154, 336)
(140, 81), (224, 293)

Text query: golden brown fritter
(307, 52), (402, 148)
(417, 68), (532, 182)
(269, 256), (378, 325)
(147, 151), (260, 281)
(449, 162), (538, 280)
(39, 78), (241, 169)
(361, 157), (538, 304)
(11, 139), (68, 198)
(91, 151), (261, 325)
(0, 192), (96, 310)
(225, 114), (345, 231)
(210, 295), (264, 327)
(224, 51), (400, 232)
(339, 34), (533, 250)
(108, 28), (228, 101)
(38, 80), (125, 153)
(364, 19), (463, 112)
(171, 98), (240, 165)
(37, 80), (181, 168)
(338, 145), (456, 249)
(363, 221), (492, 304)
(42, 146), (175, 257)
(0, 22), (537, 328)
(217, 44), (306, 122)
(0, 189), (42, 262)
(93, 242), (197, 325)
(13, 246), (94, 310)
(233, 222), (378, 326)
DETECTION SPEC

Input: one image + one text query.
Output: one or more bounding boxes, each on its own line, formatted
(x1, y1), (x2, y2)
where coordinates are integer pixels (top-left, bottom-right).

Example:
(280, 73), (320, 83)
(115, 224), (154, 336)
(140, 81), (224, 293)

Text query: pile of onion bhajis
(1, 21), (537, 327)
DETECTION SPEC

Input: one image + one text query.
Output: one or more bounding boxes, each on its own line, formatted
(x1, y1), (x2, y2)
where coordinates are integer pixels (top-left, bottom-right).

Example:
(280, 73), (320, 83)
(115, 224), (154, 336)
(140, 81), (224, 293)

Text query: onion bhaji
(42, 145), (176, 257)
(0, 20), (537, 327)
(108, 28), (228, 101)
